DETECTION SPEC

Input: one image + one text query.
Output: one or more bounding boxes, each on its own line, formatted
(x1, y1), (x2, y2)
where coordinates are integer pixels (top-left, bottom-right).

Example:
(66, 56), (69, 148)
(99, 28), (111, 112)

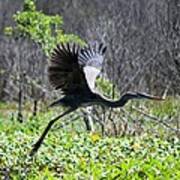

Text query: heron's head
(133, 92), (165, 101)
(123, 92), (165, 101)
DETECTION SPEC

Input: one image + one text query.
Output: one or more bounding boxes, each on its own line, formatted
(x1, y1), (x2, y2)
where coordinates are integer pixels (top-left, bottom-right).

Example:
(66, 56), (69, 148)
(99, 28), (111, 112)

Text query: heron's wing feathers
(48, 43), (90, 94)
(78, 43), (107, 68)
(78, 43), (107, 90)
(83, 66), (100, 90)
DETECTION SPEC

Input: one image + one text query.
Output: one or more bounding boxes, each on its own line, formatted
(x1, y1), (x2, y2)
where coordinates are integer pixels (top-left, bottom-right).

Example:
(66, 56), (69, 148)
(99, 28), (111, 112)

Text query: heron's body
(30, 42), (163, 156)
(50, 92), (149, 108)
(49, 93), (98, 108)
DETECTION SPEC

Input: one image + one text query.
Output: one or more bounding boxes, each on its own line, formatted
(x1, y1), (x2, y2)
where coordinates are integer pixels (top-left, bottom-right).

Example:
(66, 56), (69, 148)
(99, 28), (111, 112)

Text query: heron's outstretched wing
(48, 43), (90, 95)
(78, 43), (107, 89)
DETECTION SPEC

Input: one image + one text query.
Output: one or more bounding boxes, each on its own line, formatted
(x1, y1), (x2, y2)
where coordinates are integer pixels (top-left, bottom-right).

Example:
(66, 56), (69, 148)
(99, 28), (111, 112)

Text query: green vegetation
(1, 0), (180, 179)
(0, 99), (180, 179)
(4, 0), (85, 56)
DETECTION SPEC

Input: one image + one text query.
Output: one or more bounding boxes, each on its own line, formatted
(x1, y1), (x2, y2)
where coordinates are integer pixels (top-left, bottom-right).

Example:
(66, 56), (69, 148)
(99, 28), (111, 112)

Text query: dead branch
(131, 106), (180, 132)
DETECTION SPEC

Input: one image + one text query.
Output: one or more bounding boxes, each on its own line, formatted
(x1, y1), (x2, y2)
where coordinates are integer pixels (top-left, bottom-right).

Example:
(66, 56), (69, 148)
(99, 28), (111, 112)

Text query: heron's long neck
(96, 95), (127, 108)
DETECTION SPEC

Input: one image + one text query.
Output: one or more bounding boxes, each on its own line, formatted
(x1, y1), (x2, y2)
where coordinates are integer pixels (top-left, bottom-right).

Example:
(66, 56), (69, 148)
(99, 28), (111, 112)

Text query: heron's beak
(136, 92), (165, 101)
(151, 96), (165, 101)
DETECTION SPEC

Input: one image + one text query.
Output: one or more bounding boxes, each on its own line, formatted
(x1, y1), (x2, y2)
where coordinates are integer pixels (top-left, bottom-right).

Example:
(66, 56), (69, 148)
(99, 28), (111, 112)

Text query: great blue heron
(30, 42), (163, 156)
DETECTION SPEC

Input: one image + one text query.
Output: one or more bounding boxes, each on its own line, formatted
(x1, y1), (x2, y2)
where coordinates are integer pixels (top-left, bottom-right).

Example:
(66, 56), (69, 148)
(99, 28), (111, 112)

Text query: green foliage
(23, 0), (36, 11)
(150, 97), (180, 118)
(4, 0), (85, 56)
(96, 77), (119, 98)
(0, 103), (180, 179)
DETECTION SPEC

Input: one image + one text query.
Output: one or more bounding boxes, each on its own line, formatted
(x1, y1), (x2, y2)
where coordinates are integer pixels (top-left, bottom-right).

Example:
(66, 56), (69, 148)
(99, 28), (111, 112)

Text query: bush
(4, 0), (85, 56)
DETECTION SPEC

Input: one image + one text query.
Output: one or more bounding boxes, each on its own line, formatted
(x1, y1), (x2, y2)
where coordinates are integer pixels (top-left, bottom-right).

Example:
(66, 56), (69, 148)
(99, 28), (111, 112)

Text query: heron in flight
(30, 42), (163, 156)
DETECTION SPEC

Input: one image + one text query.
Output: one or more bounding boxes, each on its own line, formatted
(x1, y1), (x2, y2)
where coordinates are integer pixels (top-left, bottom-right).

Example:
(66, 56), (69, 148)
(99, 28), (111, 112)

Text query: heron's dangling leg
(83, 106), (95, 132)
(30, 108), (76, 156)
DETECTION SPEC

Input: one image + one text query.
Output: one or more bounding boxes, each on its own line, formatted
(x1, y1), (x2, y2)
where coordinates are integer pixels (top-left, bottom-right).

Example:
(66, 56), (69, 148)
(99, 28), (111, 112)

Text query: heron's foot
(29, 140), (42, 157)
